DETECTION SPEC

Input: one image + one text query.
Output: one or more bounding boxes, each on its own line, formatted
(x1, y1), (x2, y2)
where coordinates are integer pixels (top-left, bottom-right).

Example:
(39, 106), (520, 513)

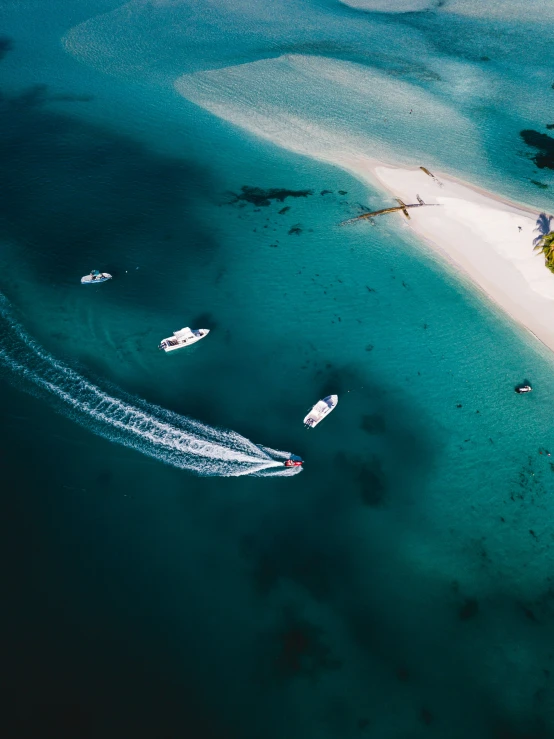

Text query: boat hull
(81, 273), (112, 284)
(303, 394), (338, 428)
(159, 328), (210, 352)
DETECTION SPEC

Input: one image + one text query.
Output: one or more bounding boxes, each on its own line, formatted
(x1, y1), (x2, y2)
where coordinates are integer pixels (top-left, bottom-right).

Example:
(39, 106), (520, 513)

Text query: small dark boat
(515, 384), (532, 394)
(284, 459), (303, 468)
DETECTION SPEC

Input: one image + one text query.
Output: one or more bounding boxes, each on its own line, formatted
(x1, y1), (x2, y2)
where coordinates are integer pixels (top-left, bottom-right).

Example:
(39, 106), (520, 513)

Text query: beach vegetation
(534, 231), (554, 273)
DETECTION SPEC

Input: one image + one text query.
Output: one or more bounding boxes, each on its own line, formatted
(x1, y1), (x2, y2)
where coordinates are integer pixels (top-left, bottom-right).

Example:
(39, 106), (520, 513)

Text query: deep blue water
(2, 1), (554, 737)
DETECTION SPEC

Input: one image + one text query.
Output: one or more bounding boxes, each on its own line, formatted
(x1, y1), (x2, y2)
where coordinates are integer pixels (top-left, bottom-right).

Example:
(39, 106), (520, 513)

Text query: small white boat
(159, 327), (210, 352)
(81, 270), (112, 284)
(303, 394), (338, 428)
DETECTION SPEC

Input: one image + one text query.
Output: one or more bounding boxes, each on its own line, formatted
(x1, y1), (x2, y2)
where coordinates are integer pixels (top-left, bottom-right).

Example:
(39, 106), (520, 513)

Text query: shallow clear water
(2, 2), (554, 738)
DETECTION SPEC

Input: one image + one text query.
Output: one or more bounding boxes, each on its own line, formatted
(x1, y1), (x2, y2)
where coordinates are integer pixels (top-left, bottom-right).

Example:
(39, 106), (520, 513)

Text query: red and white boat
(284, 458), (303, 468)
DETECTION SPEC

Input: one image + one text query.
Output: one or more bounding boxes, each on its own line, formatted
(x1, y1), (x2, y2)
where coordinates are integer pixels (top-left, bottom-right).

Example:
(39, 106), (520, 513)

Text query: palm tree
(534, 231), (554, 271)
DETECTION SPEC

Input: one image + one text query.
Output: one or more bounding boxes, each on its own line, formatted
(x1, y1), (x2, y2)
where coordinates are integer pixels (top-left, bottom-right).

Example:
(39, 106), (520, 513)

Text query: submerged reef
(265, 609), (342, 682)
(358, 462), (387, 506)
(239, 527), (339, 601)
(5, 83), (94, 109)
(226, 185), (313, 207)
(491, 717), (549, 739)
(420, 708), (433, 726)
(0, 36), (13, 60)
(360, 413), (386, 434)
(459, 597), (479, 621)
(520, 130), (554, 169)
(334, 452), (387, 507)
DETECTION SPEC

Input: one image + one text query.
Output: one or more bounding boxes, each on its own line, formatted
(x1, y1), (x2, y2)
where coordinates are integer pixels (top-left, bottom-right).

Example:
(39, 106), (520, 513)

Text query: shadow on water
(190, 311), (219, 330)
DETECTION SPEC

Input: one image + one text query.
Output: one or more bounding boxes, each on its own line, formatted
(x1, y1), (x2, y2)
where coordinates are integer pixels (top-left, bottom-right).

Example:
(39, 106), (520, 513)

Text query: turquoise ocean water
(2, 1), (554, 737)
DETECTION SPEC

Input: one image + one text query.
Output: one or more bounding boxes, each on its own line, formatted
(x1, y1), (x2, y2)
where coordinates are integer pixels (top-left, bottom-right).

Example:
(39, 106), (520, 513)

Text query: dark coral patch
(520, 130), (554, 170)
(361, 414), (386, 434)
(226, 185), (313, 207)
(420, 708), (433, 726)
(358, 460), (387, 507)
(395, 666), (410, 682)
(459, 597), (479, 621)
(239, 529), (338, 601)
(520, 603), (538, 622)
(272, 612), (342, 680)
(0, 36), (13, 60)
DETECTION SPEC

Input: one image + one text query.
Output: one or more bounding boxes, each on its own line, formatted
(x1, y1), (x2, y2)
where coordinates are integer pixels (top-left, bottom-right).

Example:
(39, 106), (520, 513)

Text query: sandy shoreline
(329, 155), (554, 354)
(172, 52), (554, 354)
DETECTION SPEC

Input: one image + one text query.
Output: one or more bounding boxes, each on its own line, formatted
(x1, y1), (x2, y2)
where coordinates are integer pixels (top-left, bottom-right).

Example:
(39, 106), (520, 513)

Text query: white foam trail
(0, 296), (300, 478)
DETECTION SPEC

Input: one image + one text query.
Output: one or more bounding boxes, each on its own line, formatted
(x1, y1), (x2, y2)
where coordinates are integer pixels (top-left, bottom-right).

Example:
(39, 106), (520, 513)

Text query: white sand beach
(173, 53), (554, 354)
(338, 0), (554, 18)
(339, 158), (554, 352)
(338, 0), (430, 12)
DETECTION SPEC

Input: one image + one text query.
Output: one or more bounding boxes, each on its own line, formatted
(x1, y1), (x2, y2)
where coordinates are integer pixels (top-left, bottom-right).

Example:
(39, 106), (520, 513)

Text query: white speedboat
(159, 327), (210, 352)
(303, 394), (338, 428)
(81, 270), (112, 284)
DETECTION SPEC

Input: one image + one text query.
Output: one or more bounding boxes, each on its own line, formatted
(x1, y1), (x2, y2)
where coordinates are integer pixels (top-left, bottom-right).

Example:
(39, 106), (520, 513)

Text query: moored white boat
(303, 394), (338, 428)
(81, 270), (112, 284)
(159, 327), (210, 352)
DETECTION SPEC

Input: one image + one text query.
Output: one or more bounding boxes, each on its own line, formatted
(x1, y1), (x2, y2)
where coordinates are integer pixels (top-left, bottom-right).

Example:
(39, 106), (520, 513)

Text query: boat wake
(0, 295), (300, 478)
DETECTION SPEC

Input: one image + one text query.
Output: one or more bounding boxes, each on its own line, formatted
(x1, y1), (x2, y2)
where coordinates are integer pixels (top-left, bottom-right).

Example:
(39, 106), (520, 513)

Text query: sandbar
(336, 156), (554, 352)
